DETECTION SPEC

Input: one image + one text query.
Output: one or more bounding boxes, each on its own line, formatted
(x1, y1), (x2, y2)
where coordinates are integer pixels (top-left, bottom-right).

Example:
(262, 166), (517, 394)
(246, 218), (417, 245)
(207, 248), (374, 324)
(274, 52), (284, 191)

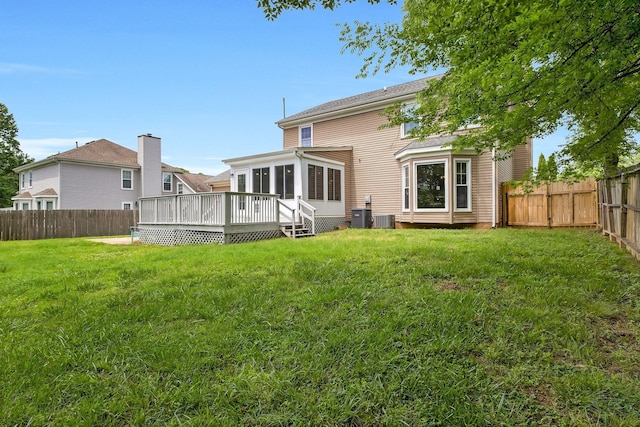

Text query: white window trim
(400, 104), (418, 139)
(414, 159), (449, 212)
(177, 183), (184, 194)
(454, 159), (472, 212)
(28, 171), (33, 188)
(299, 124), (313, 147)
(21, 173), (25, 189)
(162, 172), (173, 192)
(402, 164), (410, 212)
(121, 169), (133, 190)
(122, 202), (133, 210)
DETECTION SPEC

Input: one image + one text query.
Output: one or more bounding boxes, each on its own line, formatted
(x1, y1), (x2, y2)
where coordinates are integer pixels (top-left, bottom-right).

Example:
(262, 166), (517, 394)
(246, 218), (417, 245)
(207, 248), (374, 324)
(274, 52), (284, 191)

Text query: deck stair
(280, 223), (315, 238)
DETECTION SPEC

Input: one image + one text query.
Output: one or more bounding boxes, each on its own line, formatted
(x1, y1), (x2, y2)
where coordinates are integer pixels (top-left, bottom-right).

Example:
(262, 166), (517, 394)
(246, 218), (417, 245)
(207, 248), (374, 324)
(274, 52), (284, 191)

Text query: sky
(2, 0), (562, 177)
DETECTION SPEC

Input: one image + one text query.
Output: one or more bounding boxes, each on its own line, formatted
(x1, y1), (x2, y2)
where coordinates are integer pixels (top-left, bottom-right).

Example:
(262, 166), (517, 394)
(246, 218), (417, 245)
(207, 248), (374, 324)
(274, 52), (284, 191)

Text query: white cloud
(19, 138), (95, 160)
(0, 62), (81, 75)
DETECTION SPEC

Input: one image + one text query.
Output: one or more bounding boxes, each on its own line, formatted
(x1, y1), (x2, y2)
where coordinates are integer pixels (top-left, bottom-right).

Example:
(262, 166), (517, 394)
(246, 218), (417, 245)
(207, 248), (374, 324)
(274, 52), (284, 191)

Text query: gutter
(492, 146), (497, 228)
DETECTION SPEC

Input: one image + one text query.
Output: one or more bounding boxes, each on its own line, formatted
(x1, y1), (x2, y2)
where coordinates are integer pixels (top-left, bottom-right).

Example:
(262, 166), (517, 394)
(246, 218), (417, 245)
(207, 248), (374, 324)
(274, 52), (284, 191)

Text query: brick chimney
(138, 134), (162, 197)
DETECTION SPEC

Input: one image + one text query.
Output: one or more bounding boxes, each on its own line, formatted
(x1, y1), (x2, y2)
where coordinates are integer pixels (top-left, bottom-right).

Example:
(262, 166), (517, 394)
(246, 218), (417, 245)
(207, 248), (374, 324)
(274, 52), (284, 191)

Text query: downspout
(491, 147), (497, 228)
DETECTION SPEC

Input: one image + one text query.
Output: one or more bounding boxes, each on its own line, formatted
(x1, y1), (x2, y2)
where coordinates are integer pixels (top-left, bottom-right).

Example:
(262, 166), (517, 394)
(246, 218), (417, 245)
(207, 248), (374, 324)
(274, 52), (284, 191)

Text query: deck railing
(138, 192), (280, 226)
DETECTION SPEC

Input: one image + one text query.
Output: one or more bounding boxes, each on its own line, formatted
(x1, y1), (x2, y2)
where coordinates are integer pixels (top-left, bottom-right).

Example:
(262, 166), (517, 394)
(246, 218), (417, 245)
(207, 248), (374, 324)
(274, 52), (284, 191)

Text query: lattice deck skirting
(312, 216), (348, 234)
(139, 216), (345, 246)
(139, 227), (283, 246)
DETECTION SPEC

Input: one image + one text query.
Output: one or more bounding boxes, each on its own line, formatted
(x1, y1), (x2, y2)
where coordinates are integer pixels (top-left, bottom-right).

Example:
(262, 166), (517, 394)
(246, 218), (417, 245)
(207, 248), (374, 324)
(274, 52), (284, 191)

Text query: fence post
(621, 173), (628, 240)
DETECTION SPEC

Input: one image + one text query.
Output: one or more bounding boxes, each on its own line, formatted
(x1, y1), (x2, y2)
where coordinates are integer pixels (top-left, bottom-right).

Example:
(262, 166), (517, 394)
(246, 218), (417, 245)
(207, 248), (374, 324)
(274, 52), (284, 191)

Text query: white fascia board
(173, 174), (195, 193)
(224, 150), (299, 167)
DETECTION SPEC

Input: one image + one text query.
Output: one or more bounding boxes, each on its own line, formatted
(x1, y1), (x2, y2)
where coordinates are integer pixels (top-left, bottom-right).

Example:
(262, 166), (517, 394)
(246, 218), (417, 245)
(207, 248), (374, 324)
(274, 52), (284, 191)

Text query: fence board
(0, 210), (137, 241)
(503, 178), (598, 228)
(601, 165), (640, 260)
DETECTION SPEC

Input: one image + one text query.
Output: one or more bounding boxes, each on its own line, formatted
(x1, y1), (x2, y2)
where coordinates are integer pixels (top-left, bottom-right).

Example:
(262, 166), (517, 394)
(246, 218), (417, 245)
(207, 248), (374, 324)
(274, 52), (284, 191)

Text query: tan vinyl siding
(512, 139), (533, 179)
(476, 152), (495, 224)
(311, 110), (407, 219)
(283, 128), (298, 149)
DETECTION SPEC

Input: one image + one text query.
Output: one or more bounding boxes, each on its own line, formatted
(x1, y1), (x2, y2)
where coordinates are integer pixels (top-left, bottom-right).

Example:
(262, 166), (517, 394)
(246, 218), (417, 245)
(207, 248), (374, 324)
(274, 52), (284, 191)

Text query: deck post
(224, 192), (232, 226)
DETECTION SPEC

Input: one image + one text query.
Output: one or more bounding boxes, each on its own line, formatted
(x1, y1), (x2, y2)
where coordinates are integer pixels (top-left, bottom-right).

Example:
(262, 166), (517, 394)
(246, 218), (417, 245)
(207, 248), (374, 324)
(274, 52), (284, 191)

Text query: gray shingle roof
(395, 134), (459, 156)
(43, 138), (180, 171)
(277, 76), (439, 126)
(178, 172), (216, 192)
(54, 139), (139, 165)
(204, 169), (230, 184)
(34, 188), (58, 196)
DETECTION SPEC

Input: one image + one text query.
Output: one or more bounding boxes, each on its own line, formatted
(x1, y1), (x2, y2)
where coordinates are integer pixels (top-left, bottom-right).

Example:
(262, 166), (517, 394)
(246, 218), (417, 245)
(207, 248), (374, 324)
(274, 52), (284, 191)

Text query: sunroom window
(275, 164), (295, 199)
(252, 167), (270, 194)
(308, 165), (323, 200)
(327, 168), (341, 201)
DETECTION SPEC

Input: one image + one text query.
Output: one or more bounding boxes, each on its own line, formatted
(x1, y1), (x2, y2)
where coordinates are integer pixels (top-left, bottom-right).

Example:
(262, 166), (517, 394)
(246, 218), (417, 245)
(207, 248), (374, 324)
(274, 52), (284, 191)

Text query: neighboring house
(205, 170), (231, 192)
(12, 134), (213, 210)
(175, 172), (217, 194)
(224, 77), (532, 229)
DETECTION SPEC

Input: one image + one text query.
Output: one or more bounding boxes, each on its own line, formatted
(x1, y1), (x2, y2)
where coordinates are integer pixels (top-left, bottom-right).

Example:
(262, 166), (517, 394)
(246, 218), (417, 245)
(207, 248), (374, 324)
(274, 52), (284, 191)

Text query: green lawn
(1, 229), (639, 426)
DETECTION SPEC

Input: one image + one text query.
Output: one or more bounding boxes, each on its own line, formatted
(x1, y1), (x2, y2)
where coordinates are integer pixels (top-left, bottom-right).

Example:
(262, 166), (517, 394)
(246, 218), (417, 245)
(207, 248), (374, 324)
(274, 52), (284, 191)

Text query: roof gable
(177, 172), (216, 192)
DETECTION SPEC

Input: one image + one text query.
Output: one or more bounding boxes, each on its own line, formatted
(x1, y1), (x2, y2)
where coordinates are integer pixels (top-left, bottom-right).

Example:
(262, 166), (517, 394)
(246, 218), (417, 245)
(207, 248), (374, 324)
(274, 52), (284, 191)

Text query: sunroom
(223, 147), (351, 234)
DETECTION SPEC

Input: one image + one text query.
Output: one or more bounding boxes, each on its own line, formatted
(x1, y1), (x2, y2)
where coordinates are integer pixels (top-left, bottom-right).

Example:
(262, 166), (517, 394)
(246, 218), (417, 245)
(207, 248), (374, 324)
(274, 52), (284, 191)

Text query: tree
(0, 103), (33, 207)
(536, 154), (549, 181)
(259, 0), (640, 173)
(546, 154), (559, 181)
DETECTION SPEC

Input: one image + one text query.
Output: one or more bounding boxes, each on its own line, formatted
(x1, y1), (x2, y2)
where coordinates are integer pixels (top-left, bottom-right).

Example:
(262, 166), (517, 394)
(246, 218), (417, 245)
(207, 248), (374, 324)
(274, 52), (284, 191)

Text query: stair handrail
(297, 197), (316, 235)
(277, 199), (297, 238)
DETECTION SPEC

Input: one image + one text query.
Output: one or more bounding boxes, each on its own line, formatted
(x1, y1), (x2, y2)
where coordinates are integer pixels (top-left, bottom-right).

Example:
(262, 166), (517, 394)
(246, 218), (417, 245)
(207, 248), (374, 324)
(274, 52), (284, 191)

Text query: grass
(0, 228), (639, 426)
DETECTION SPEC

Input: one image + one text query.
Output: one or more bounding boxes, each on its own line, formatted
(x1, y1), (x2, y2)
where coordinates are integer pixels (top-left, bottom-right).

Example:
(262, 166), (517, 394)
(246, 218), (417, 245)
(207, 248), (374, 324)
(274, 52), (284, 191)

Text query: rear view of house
(224, 77), (532, 229)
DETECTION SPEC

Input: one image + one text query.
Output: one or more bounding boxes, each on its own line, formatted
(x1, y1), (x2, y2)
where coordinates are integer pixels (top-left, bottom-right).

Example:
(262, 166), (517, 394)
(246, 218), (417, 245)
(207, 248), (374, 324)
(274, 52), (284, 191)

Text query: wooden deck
(137, 192), (284, 245)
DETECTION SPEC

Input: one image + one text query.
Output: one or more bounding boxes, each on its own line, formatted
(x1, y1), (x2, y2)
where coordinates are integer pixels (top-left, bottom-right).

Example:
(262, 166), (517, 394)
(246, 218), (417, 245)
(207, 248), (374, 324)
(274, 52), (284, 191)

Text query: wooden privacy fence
(0, 210), (137, 241)
(600, 165), (640, 260)
(502, 178), (598, 227)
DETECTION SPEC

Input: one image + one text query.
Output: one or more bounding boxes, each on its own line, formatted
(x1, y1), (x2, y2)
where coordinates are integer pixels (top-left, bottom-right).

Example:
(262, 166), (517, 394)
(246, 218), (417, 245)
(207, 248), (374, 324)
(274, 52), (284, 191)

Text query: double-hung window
(327, 168), (341, 201)
(121, 169), (133, 190)
(253, 167), (270, 194)
(28, 171), (33, 188)
(401, 105), (419, 138)
(415, 160), (447, 210)
(275, 164), (294, 199)
(163, 172), (172, 192)
(454, 159), (471, 211)
(308, 165), (324, 200)
(402, 165), (410, 211)
(300, 125), (312, 147)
